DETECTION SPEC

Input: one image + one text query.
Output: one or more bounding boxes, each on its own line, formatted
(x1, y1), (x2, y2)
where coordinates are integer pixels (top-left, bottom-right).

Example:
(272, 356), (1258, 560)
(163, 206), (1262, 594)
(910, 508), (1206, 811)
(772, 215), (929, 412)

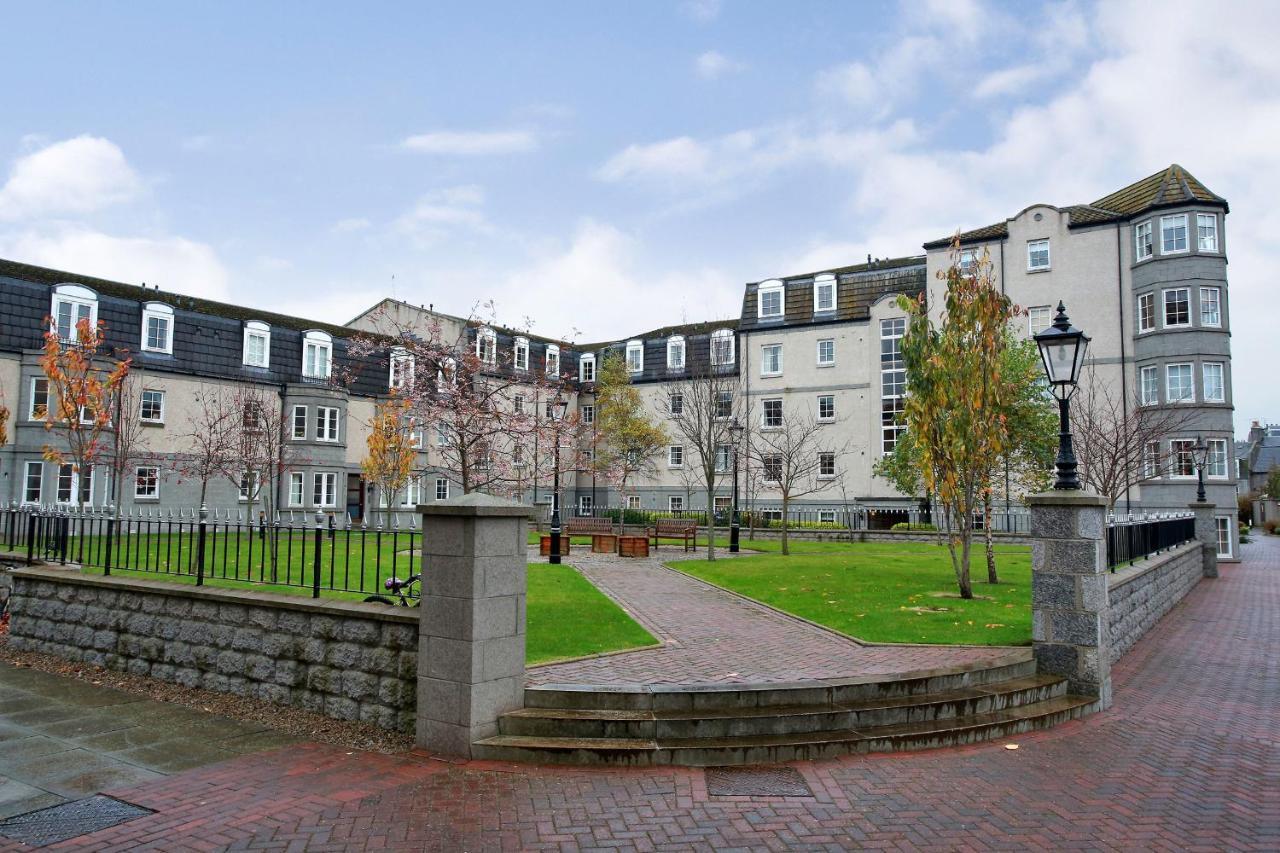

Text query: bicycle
(363, 573), (421, 607)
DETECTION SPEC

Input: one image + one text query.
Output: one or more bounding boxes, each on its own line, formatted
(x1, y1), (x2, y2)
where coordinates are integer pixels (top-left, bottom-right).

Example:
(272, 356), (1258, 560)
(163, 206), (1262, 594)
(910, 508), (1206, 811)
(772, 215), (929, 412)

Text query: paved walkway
(2, 537), (1273, 850)
(528, 547), (1016, 686)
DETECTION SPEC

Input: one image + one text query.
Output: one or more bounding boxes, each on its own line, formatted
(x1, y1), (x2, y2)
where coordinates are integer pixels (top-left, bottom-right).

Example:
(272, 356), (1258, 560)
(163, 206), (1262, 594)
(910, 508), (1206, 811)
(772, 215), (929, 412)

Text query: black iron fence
(1, 505), (419, 598)
(571, 503), (1031, 534)
(1106, 513), (1196, 571)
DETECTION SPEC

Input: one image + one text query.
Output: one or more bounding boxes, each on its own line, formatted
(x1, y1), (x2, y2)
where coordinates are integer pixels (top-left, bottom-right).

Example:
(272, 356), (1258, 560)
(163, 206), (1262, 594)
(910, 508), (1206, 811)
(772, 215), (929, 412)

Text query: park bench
(647, 518), (697, 552)
(565, 517), (615, 536)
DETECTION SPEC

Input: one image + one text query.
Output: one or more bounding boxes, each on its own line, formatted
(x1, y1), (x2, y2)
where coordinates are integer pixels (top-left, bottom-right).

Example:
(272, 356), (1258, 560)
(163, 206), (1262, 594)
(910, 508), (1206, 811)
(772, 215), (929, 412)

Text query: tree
(665, 360), (739, 560)
(593, 353), (667, 496)
(226, 385), (299, 578)
(106, 373), (154, 522)
(750, 407), (850, 555)
(176, 387), (241, 507)
(1266, 468), (1280, 499)
(362, 393), (418, 526)
(38, 317), (131, 512)
(0, 387), (9, 449)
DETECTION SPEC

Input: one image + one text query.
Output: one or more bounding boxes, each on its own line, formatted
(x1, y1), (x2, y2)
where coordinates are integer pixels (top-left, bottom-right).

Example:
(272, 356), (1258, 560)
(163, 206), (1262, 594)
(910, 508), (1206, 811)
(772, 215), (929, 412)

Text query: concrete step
(473, 692), (1098, 767)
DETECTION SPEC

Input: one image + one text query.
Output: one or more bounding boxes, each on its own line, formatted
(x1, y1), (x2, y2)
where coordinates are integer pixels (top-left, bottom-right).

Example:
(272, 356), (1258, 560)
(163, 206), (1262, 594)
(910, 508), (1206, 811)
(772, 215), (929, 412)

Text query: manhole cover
(0, 796), (154, 847)
(705, 765), (813, 797)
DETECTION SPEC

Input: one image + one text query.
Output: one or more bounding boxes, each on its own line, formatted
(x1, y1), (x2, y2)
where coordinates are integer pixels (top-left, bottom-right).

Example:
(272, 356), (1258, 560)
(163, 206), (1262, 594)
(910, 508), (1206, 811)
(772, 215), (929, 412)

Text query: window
(1028, 306), (1053, 337)
(135, 466), (160, 500)
(1137, 292), (1155, 333)
(1215, 516), (1232, 558)
(1140, 366), (1159, 405)
(1200, 287), (1221, 327)
(762, 398), (783, 429)
(580, 353), (596, 382)
(757, 281), (784, 319)
(667, 336), (685, 370)
(1197, 213), (1218, 252)
(669, 496), (684, 512)
(1142, 441), (1161, 479)
(816, 339), (835, 366)
(141, 302), (174, 354)
(140, 389), (165, 423)
(1161, 214), (1188, 253)
(762, 454), (783, 482)
(814, 274), (835, 313)
(1203, 362), (1225, 403)
(626, 340), (643, 373)
(23, 461), (42, 504)
(715, 444), (731, 473)
(714, 390), (733, 420)
(288, 472), (304, 506)
(714, 496), (732, 515)
(819, 510), (837, 524)
(1027, 239), (1050, 271)
(389, 347), (414, 390)
(436, 356), (456, 388)
(312, 472), (338, 507)
(28, 377), (48, 420)
(514, 337), (529, 371)
(401, 477), (422, 507)
(56, 463), (76, 504)
(51, 284), (98, 343)
(435, 478), (449, 501)
(818, 452), (836, 478)
(317, 406), (340, 442)
(761, 344), (782, 376)
(243, 321), (271, 367)
(1135, 220), (1153, 261)
(1170, 439), (1196, 477)
(580, 404), (595, 425)
(292, 406), (308, 439)
(239, 473), (260, 502)
(818, 394), (835, 421)
(302, 330), (332, 380)
(544, 344), (560, 377)
(578, 495), (593, 516)
(1166, 363), (1194, 403)
(881, 318), (907, 454)
(710, 328), (735, 365)
(959, 250), (977, 276)
(669, 392), (684, 416)
(1163, 288), (1190, 328)
(513, 395), (525, 415)
(476, 327), (496, 364)
(1208, 439), (1228, 478)
(627, 495), (641, 510)
(668, 445), (684, 468)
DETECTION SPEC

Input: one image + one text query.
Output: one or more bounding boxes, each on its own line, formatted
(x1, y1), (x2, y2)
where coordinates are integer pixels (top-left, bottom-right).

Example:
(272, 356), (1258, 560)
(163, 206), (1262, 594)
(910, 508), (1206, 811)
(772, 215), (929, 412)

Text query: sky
(1, 0), (1277, 435)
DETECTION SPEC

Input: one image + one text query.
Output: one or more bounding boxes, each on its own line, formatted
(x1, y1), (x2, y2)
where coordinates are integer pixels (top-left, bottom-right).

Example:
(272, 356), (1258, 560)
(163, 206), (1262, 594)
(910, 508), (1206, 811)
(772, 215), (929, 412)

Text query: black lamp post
(729, 418), (745, 553)
(1191, 434), (1210, 503)
(1034, 302), (1091, 490)
(548, 393), (569, 564)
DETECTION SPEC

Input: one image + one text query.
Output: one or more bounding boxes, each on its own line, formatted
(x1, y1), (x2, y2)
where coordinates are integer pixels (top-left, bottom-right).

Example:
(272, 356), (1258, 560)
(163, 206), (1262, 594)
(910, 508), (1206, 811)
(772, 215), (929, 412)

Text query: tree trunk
(780, 493), (790, 556)
(984, 490), (998, 584)
(705, 482), (716, 560)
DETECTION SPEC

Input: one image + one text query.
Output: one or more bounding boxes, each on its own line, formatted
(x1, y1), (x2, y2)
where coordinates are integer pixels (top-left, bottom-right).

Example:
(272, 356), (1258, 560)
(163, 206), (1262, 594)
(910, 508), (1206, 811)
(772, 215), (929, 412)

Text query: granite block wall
(1106, 543), (1204, 664)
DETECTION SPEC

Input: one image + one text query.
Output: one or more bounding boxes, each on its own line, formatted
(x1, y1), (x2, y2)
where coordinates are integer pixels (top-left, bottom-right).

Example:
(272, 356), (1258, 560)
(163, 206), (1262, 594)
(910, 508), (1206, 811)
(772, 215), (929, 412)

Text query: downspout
(278, 383), (288, 522)
(1000, 239), (1009, 525)
(1116, 223), (1130, 515)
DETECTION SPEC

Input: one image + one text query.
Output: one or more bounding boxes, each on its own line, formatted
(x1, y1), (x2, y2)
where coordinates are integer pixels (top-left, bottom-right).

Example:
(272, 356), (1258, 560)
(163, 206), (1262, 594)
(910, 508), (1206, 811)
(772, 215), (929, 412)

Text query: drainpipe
(1116, 223), (1131, 515)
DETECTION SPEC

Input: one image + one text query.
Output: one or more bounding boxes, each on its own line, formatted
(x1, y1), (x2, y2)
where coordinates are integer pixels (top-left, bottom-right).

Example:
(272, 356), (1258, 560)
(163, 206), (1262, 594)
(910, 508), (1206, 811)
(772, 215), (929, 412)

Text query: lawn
(670, 540), (1032, 646)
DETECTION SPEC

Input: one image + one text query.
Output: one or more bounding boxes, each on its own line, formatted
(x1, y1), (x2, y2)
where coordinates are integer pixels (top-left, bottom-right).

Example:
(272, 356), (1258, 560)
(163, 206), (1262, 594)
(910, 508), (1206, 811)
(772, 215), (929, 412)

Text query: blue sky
(1, 0), (1277, 434)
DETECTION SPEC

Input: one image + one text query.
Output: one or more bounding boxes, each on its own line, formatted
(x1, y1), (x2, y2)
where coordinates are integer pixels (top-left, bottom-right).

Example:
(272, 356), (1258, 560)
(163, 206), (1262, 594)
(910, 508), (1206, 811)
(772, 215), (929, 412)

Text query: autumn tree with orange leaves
(362, 392), (419, 526)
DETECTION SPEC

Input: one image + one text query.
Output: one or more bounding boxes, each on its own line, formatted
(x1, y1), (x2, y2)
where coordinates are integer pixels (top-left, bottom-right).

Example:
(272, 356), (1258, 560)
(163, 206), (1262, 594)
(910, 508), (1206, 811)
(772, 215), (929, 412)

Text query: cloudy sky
(1, 0), (1276, 433)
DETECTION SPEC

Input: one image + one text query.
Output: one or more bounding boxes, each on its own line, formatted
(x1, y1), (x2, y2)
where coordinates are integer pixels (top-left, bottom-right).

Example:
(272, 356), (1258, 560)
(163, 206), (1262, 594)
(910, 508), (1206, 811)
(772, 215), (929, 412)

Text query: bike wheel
(362, 594), (396, 605)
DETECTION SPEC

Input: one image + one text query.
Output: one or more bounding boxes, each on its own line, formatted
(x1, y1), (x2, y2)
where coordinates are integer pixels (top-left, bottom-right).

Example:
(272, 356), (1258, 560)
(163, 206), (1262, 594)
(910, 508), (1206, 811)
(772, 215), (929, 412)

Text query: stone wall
(1106, 542), (1204, 664)
(6, 566), (419, 731)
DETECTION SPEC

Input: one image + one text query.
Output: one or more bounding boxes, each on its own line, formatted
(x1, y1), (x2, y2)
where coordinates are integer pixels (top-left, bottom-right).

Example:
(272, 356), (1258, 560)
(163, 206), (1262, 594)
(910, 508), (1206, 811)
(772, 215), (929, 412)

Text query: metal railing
(1, 505), (419, 598)
(1106, 512), (1196, 571)
(568, 503), (1031, 534)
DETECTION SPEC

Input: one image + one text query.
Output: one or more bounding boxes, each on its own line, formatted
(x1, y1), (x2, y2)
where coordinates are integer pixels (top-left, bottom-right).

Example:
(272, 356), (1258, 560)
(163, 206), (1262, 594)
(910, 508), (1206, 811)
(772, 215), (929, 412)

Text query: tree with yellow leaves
(362, 392), (419, 526)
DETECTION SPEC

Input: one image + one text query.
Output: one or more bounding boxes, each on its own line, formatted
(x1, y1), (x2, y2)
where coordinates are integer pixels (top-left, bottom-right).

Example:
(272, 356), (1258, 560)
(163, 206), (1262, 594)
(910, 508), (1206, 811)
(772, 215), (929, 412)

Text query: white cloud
(695, 50), (746, 79)
(399, 130), (538, 156)
(681, 0), (722, 23)
(0, 136), (142, 221)
(331, 217), (373, 233)
(392, 185), (490, 245)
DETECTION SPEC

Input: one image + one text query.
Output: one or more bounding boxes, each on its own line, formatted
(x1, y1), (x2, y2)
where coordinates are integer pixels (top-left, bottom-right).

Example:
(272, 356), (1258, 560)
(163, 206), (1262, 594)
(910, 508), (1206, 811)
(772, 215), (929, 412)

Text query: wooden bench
(647, 518), (697, 552)
(565, 517), (615, 537)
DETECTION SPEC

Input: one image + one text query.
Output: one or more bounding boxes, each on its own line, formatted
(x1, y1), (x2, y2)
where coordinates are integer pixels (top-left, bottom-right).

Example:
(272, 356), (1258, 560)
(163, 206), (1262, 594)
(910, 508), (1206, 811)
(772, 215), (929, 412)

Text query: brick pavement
(4, 536), (1274, 850)
(528, 548), (1015, 686)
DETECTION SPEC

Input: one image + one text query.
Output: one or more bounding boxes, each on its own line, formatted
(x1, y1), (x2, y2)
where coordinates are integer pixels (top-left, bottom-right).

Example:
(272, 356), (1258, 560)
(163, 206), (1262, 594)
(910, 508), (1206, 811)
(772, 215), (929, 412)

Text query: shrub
(891, 522), (937, 531)
(1263, 519), (1279, 535)
(1238, 493), (1257, 525)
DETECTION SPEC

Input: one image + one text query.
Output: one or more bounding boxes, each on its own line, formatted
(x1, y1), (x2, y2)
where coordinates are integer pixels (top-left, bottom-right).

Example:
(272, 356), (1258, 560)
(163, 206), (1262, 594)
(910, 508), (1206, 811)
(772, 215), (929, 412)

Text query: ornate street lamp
(1034, 302), (1091, 490)
(1191, 434), (1210, 503)
(548, 393), (569, 564)
(729, 418), (745, 553)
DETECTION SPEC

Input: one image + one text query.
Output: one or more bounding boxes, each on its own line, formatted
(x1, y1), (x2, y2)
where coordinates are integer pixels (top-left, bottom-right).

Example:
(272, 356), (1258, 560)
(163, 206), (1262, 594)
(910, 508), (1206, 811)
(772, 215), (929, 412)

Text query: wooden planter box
(617, 535), (649, 558)
(539, 535), (570, 557)
(591, 533), (618, 554)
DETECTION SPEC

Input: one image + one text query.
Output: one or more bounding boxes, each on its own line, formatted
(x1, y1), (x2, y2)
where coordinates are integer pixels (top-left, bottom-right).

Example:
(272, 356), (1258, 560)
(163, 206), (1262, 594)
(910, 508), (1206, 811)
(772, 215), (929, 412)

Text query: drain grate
(0, 796), (154, 847)
(705, 765), (813, 797)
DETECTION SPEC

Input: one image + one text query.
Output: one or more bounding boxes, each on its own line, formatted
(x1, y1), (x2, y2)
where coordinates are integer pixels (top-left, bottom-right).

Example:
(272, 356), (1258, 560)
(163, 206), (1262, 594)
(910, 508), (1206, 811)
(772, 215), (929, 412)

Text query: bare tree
(176, 387), (240, 507)
(1072, 365), (1199, 510)
(227, 386), (300, 578)
(664, 362), (739, 560)
(749, 408), (851, 555)
(106, 373), (154, 520)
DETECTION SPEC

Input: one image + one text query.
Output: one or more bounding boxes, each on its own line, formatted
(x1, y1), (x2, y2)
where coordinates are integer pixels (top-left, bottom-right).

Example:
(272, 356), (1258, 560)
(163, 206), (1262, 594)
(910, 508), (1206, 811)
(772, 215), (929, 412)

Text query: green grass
(670, 540), (1031, 646)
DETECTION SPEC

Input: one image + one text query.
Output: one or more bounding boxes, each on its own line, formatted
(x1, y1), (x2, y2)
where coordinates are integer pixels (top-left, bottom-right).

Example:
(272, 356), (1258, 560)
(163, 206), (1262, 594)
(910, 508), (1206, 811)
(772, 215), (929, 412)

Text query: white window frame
(762, 453), (783, 483)
(476, 327), (497, 364)
(139, 389), (165, 424)
(1199, 287), (1221, 328)
(1139, 365), (1159, 406)
(669, 392), (684, 416)
(818, 394), (835, 422)
(713, 390), (733, 420)
(757, 280), (784, 319)
(302, 330), (333, 380)
(1134, 220), (1153, 261)
(50, 284), (98, 343)
(581, 404), (595, 425)
(316, 406), (340, 442)
(243, 320), (271, 368)
(239, 472), (261, 503)
(818, 451), (836, 479)
(668, 445), (684, 468)
(627, 495), (641, 510)
(1207, 438), (1229, 479)
(1163, 288), (1191, 329)
(762, 398), (783, 430)
(710, 328), (735, 365)
(23, 460), (43, 505)
(1137, 292), (1155, 333)
(816, 338), (835, 367)
(513, 337), (529, 372)
(1169, 438), (1196, 478)
(1215, 516), (1232, 558)
(813, 274), (836, 314)
(760, 344), (782, 377)
(1166, 363), (1194, 404)
(1028, 306), (1053, 337)
(1196, 213), (1218, 252)
(626, 340), (643, 373)
(819, 510), (837, 524)
(666, 336), (685, 370)
(389, 347), (414, 390)
(544, 344), (560, 377)
(312, 472), (338, 507)
(1027, 239), (1050, 271)
(714, 444), (731, 473)
(668, 495), (684, 512)
(134, 465), (160, 500)
(140, 302), (174, 354)
(292, 405), (308, 440)
(28, 377), (49, 420)
(579, 353), (596, 383)
(56, 463), (77, 505)
(1202, 362), (1225, 403)
(1161, 214), (1188, 254)
(288, 472), (304, 507)
(578, 495), (593, 516)
(435, 478), (449, 501)
(1142, 441), (1161, 479)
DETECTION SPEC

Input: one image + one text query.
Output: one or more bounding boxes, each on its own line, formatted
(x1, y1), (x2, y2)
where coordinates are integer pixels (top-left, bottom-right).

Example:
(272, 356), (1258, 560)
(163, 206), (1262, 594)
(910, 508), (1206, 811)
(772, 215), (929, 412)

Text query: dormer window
(50, 284), (98, 343)
(667, 336), (685, 370)
(710, 328), (735, 365)
(626, 340), (643, 373)
(390, 346), (415, 390)
(514, 337), (529, 371)
(758, 280), (783, 320)
(476, 327), (497, 364)
(580, 353), (596, 382)
(437, 356), (457, 389)
(243, 321), (271, 367)
(813, 274), (835, 314)
(140, 302), (174, 354)
(302, 330), (332, 380)
(545, 344), (560, 377)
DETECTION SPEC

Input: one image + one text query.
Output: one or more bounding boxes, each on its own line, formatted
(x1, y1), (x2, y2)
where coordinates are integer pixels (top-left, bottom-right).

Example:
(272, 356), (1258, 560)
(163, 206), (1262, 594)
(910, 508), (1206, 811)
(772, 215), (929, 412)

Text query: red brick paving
(5, 538), (1278, 851)
(528, 548), (1016, 686)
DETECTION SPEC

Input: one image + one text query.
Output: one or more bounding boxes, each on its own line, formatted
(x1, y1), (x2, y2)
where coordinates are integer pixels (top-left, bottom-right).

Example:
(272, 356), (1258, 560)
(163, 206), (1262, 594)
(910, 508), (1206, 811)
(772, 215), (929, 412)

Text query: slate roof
(923, 165), (1229, 249)
(738, 255), (926, 332)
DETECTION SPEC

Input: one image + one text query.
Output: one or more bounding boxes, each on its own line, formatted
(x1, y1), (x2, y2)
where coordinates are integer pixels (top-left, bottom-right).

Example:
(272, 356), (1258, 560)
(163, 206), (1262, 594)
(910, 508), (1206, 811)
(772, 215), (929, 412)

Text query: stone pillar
(1028, 492), (1112, 709)
(416, 493), (533, 757)
(1188, 502), (1219, 578)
